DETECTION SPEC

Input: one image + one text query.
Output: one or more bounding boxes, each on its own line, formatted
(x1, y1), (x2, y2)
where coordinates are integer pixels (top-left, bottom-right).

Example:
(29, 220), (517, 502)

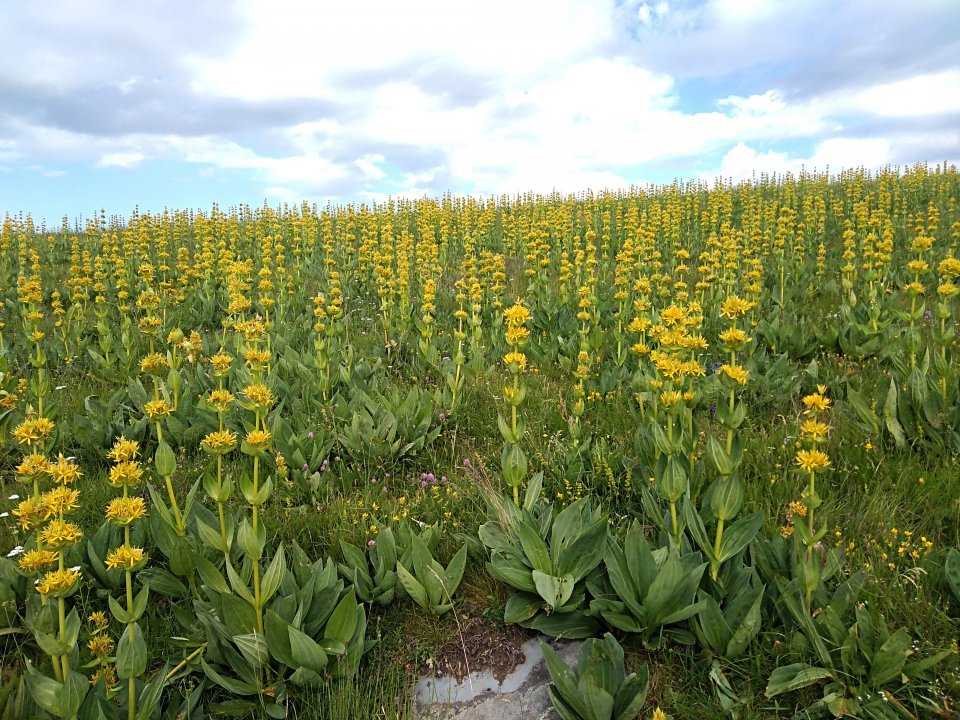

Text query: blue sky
(1, 0), (958, 226)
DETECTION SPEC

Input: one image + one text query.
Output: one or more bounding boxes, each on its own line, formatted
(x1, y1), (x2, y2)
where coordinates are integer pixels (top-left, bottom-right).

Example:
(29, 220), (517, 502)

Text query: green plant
(338, 527), (400, 607)
(540, 633), (650, 720)
(589, 522), (706, 648)
(766, 583), (953, 718)
(480, 479), (607, 638)
(396, 533), (467, 616)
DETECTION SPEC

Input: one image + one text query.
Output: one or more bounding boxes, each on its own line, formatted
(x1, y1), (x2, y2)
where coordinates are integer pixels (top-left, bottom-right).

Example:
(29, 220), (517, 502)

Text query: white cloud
(844, 70), (960, 117)
(713, 137), (894, 182)
(96, 152), (145, 169)
(1, 0), (957, 213)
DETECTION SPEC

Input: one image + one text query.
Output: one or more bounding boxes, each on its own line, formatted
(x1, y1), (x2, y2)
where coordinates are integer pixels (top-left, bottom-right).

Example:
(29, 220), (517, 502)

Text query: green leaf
(261, 545), (286, 606)
(264, 609), (296, 668)
(614, 665), (650, 720)
(25, 672), (63, 717)
(324, 589), (359, 645)
(765, 663), (833, 698)
(224, 559), (257, 606)
(201, 659), (259, 696)
(195, 555), (231, 595)
(883, 381), (906, 448)
(533, 570), (570, 609)
(504, 592), (542, 624)
(717, 512), (763, 562)
(441, 544), (468, 598)
(288, 626), (328, 674)
(725, 586), (763, 660)
(694, 594), (730, 656)
(397, 563), (427, 610)
(135, 664), (170, 720)
(116, 622), (148, 680)
(237, 518), (264, 562)
(154, 440), (177, 477)
(516, 521), (552, 575)
(233, 632), (270, 670)
(868, 627), (911, 687)
(540, 640), (590, 718)
(195, 518), (227, 552)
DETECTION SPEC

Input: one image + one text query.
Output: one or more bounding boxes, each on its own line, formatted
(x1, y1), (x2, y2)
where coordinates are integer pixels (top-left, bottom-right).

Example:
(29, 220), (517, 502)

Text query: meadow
(1, 163), (959, 719)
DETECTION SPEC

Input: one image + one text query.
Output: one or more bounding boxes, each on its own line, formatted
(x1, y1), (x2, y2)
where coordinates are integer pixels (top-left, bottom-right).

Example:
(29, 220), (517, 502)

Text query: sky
(1, 0), (959, 226)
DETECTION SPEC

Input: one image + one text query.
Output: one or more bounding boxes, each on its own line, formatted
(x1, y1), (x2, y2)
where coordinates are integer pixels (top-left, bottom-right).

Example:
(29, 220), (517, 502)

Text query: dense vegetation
(1, 163), (959, 719)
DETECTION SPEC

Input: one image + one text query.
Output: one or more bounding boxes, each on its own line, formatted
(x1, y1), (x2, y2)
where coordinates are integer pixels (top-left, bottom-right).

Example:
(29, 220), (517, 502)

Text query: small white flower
(0, 512), (9, 518)
(6, 545), (24, 557)
(55, 385), (67, 391)
(69, 566), (81, 573)
(7, 494), (19, 500)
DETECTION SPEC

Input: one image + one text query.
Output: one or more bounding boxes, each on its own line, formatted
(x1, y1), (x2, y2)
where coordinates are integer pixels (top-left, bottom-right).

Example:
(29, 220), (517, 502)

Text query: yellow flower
(12, 417), (56, 447)
(87, 634), (115, 657)
(108, 438), (140, 463)
(937, 256), (960, 278)
(104, 496), (148, 526)
(786, 500), (808, 520)
(718, 363), (749, 385)
(802, 393), (831, 414)
(243, 384), (275, 410)
(244, 347), (271, 370)
(503, 351), (527, 373)
(36, 568), (81, 598)
(719, 295), (755, 319)
(40, 486), (80, 518)
(88, 611), (109, 631)
(503, 302), (531, 327)
(210, 352), (233, 376)
(208, 389), (235, 412)
(39, 520), (84, 550)
(505, 324), (530, 346)
(245, 429), (272, 450)
(719, 327), (749, 350)
(139, 352), (168, 375)
(202, 429), (238, 455)
(659, 390), (683, 407)
(16, 453), (51, 478)
(12, 498), (45, 531)
(105, 545), (148, 572)
(800, 419), (830, 439)
(108, 460), (144, 488)
(48, 455), (83, 485)
(938, 281), (958, 299)
(795, 448), (831, 473)
(144, 399), (172, 421)
(17, 548), (58, 574)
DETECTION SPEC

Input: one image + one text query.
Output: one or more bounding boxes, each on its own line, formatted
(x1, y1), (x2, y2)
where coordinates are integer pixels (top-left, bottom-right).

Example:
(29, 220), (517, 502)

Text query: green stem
(711, 517), (725, 581)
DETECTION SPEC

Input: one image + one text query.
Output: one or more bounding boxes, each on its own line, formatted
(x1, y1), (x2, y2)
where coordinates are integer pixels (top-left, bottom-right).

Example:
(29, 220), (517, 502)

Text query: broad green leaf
(261, 546), (286, 606)
(540, 640), (590, 718)
(868, 627), (911, 687)
(614, 665), (650, 720)
(397, 563), (427, 610)
(516, 521), (552, 575)
(765, 663), (833, 698)
(287, 626), (328, 674)
(116, 622), (148, 680)
(324, 589), (359, 645)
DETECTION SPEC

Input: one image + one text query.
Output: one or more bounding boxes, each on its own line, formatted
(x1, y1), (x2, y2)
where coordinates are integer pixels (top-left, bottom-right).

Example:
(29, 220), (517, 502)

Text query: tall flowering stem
(105, 438), (150, 720)
(795, 388), (832, 613)
(500, 301), (532, 506)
